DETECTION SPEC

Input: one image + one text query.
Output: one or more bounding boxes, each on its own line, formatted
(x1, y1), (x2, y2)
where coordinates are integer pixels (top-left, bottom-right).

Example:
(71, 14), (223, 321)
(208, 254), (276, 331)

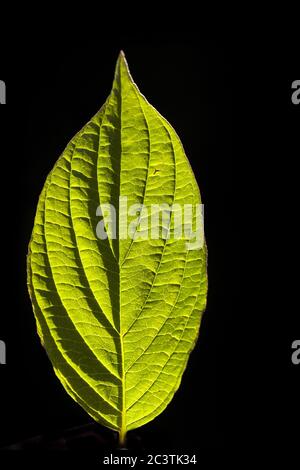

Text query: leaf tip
(115, 50), (133, 84)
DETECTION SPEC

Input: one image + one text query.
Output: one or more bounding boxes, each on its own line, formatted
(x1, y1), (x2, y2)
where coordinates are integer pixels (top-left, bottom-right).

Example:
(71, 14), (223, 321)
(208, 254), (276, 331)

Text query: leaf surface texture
(27, 52), (208, 438)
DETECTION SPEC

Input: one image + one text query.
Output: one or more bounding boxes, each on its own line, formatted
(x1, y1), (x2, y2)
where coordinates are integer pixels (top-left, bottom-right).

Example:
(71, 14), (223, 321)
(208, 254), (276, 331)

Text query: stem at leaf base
(119, 429), (127, 448)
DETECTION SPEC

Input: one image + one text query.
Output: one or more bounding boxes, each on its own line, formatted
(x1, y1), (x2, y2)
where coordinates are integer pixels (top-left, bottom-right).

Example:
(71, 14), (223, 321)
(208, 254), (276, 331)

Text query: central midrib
(118, 62), (126, 444)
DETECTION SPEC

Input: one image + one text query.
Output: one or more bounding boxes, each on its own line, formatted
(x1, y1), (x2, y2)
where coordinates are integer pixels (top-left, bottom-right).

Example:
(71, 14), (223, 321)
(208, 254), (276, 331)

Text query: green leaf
(27, 51), (208, 445)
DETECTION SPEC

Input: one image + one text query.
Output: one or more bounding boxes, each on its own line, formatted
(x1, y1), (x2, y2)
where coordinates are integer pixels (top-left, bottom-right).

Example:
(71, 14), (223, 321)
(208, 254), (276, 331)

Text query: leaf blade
(28, 52), (208, 439)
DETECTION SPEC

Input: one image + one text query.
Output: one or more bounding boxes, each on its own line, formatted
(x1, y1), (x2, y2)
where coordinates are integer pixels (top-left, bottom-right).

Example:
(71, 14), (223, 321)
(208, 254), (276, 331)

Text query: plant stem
(119, 429), (127, 448)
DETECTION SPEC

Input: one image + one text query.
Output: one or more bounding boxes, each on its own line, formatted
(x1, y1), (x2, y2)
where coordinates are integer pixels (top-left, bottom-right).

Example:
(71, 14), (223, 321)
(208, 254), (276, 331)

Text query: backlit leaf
(27, 52), (208, 445)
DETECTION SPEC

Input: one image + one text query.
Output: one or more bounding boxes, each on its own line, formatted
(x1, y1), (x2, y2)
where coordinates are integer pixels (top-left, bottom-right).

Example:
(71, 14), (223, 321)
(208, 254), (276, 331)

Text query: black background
(0, 36), (298, 463)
